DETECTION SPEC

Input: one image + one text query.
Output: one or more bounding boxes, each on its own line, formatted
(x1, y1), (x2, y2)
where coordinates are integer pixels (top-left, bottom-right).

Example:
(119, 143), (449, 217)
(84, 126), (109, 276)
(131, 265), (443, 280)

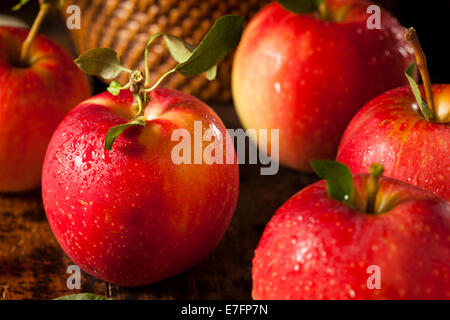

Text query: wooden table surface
(0, 105), (318, 300)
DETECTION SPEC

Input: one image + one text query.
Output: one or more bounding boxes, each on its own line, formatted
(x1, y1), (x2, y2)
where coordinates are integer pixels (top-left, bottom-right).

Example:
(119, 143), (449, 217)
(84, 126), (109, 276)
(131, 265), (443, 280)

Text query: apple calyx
(13, 0), (62, 66)
(311, 160), (389, 215)
(404, 27), (437, 122)
(74, 14), (244, 150)
(278, 0), (330, 21)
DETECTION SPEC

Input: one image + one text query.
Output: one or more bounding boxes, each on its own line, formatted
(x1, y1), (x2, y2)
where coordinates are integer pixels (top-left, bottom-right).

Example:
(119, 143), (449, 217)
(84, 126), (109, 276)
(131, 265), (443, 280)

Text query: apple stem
(318, 1), (329, 20)
(366, 163), (384, 214)
(128, 70), (147, 115)
(144, 33), (164, 88)
(143, 69), (176, 93)
(404, 28), (436, 117)
(20, 2), (52, 64)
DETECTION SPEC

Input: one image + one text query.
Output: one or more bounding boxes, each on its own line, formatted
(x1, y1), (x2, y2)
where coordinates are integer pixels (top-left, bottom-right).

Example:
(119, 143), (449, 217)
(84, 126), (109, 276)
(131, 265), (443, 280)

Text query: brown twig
(405, 27), (435, 117)
(20, 2), (52, 63)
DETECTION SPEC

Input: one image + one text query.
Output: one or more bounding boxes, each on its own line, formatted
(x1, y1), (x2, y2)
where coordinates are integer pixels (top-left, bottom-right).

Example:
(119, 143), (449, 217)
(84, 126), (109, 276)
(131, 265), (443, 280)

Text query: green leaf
(175, 14), (243, 77)
(277, 0), (324, 14)
(12, 0), (29, 11)
(104, 116), (146, 150)
(405, 62), (434, 121)
(310, 160), (354, 206)
(74, 48), (130, 80)
(405, 61), (416, 79)
(54, 293), (110, 300)
(163, 34), (218, 81)
(107, 81), (122, 96)
(163, 34), (196, 62)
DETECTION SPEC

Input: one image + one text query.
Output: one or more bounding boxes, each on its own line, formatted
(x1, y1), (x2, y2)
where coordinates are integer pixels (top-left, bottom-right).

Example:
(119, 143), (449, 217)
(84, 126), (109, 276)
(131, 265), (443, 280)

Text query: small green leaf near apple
(75, 48), (132, 80)
(74, 14), (244, 151)
(54, 293), (110, 300)
(310, 160), (354, 206)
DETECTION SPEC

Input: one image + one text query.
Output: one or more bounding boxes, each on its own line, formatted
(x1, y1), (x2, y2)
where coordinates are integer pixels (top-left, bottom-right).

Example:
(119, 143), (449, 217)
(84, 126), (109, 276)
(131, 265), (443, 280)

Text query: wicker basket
(62, 0), (270, 102)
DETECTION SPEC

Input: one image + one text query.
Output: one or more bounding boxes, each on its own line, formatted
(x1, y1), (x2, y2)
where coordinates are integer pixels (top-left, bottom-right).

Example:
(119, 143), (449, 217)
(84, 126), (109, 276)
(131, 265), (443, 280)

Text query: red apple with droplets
(337, 28), (450, 201)
(253, 161), (450, 300)
(232, 0), (414, 172)
(0, 1), (89, 191)
(42, 15), (243, 286)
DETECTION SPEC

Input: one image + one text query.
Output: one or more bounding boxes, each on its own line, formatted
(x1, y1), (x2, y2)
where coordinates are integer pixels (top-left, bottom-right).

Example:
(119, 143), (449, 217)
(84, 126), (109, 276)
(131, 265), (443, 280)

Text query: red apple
(337, 85), (450, 201)
(0, 26), (90, 192)
(232, 0), (414, 172)
(252, 163), (450, 299)
(42, 88), (239, 286)
(337, 28), (450, 201)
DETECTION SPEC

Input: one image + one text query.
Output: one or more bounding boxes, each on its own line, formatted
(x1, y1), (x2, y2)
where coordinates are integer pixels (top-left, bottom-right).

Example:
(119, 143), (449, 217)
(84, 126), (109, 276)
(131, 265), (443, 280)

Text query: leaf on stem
(174, 14), (244, 78)
(310, 160), (354, 206)
(163, 34), (196, 62)
(405, 62), (434, 121)
(163, 34), (218, 80)
(75, 48), (130, 80)
(107, 80), (123, 96)
(104, 116), (146, 151)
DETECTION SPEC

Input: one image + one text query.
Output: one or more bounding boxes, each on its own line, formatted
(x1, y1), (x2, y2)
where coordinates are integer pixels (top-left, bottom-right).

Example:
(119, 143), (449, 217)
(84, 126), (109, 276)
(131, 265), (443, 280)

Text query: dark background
(1, 0), (449, 84)
(388, 0), (450, 84)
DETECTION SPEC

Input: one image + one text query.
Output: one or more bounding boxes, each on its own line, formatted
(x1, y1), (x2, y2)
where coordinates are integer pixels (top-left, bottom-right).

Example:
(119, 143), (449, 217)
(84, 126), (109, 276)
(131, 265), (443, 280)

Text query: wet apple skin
(0, 27), (90, 191)
(232, 0), (414, 172)
(253, 175), (450, 300)
(338, 85), (450, 201)
(42, 88), (239, 286)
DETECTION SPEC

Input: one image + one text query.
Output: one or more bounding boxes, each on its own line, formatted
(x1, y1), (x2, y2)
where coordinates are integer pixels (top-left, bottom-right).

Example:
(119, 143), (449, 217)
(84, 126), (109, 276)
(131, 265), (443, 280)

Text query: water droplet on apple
(274, 82), (281, 93)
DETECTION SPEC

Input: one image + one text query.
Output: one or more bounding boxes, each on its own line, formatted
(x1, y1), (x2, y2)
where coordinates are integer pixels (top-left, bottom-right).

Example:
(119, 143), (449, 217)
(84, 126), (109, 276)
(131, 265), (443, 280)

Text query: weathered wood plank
(0, 190), (107, 300)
